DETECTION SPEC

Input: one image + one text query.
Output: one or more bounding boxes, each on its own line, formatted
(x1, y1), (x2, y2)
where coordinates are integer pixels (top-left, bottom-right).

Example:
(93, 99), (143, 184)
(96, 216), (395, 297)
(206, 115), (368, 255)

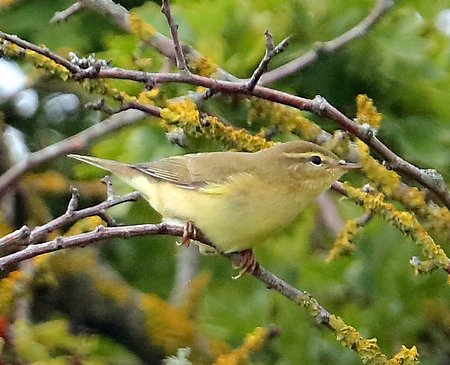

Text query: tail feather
(68, 154), (134, 177)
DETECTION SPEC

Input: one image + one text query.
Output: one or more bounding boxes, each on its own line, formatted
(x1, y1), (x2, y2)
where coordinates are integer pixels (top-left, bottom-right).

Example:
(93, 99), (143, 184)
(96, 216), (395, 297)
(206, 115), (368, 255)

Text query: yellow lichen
(141, 294), (195, 355)
(356, 140), (450, 242)
(128, 13), (157, 40)
(387, 345), (419, 365)
(327, 219), (360, 262)
(161, 99), (273, 151)
(343, 183), (450, 276)
(356, 94), (382, 128)
(161, 99), (200, 125)
(137, 88), (161, 105)
(330, 315), (389, 364)
(356, 139), (401, 196)
(187, 55), (218, 77)
(80, 79), (136, 103)
(212, 327), (270, 365)
(248, 99), (324, 141)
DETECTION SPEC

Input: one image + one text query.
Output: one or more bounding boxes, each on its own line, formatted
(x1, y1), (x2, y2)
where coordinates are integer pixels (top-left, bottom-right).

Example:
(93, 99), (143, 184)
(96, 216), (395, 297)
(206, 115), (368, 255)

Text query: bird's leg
(231, 249), (258, 279)
(181, 220), (197, 247)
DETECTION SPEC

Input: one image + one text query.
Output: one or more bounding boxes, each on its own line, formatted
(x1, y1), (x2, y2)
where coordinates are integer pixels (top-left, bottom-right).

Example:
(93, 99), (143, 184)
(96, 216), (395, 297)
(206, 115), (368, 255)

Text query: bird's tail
(68, 154), (135, 178)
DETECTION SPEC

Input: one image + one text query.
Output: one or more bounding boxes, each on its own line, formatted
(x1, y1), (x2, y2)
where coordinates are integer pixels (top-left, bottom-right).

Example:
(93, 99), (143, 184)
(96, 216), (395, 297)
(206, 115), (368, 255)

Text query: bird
(69, 140), (359, 277)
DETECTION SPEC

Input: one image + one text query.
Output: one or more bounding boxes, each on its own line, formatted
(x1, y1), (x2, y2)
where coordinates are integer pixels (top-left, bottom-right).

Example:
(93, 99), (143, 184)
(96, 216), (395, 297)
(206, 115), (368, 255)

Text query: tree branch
(161, 0), (189, 72)
(246, 31), (291, 91)
(51, 2), (83, 23)
(260, 0), (394, 84)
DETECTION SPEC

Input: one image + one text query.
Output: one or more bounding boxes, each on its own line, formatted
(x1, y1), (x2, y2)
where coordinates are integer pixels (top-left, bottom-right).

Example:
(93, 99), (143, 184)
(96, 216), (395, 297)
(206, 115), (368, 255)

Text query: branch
(77, 0), (239, 81)
(246, 31), (291, 91)
(93, 68), (449, 207)
(260, 0), (394, 84)
(51, 2), (83, 23)
(0, 191), (142, 251)
(0, 31), (79, 73)
(161, 0), (189, 72)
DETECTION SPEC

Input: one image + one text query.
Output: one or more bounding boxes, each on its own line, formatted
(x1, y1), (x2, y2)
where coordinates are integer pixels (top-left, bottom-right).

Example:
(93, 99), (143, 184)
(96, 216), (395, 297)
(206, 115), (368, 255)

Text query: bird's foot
(178, 220), (197, 247)
(231, 249), (258, 279)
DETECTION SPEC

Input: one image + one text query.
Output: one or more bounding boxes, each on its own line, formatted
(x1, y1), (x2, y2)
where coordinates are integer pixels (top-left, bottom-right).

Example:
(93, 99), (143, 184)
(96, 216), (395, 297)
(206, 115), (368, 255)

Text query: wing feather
(132, 152), (255, 192)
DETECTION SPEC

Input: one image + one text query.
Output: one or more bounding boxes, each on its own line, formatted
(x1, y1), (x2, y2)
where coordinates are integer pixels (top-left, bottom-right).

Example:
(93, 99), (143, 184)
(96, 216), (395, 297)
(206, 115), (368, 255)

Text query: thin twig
(0, 31), (78, 73)
(161, 0), (189, 72)
(66, 186), (80, 213)
(260, 0), (394, 85)
(0, 223), (201, 268)
(246, 31), (291, 91)
(0, 191), (142, 250)
(51, 2), (83, 23)
(0, 226), (31, 248)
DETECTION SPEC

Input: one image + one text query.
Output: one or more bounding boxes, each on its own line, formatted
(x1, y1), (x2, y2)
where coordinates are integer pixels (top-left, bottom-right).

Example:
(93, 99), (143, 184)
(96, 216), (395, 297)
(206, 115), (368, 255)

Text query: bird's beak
(338, 160), (361, 170)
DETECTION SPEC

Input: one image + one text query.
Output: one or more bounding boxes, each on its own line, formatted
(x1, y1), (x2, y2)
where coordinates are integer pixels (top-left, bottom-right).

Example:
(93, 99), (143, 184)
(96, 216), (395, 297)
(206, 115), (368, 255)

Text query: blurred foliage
(1, 0), (450, 364)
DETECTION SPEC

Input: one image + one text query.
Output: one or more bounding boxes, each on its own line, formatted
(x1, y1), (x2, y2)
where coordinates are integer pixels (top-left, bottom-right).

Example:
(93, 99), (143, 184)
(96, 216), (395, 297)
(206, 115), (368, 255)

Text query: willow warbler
(69, 141), (358, 272)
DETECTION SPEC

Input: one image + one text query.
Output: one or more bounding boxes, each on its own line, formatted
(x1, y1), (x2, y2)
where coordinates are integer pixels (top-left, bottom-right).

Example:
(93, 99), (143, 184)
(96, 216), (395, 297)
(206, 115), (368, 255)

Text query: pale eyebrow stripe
(282, 152), (325, 161)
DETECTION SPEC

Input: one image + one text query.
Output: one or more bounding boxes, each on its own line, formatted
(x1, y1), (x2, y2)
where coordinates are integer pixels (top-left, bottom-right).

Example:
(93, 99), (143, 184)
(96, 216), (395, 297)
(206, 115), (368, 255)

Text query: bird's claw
(231, 249), (258, 279)
(180, 220), (197, 247)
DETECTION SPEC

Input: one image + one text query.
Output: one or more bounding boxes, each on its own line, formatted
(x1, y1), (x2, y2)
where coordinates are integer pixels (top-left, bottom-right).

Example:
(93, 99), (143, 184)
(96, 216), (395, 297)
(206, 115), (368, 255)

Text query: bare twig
(101, 175), (116, 203)
(77, 0), (239, 81)
(0, 223), (202, 268)
(51, 2), (83, 23)
(66, 186), (80, 213)
(0, 31), (78, 73)
(0, 191), (142, 250)
(246, 31), (291, 91)
(161, 0), (189, 72)
(0, 226), (31, 248)
(260, 0), (394, 85)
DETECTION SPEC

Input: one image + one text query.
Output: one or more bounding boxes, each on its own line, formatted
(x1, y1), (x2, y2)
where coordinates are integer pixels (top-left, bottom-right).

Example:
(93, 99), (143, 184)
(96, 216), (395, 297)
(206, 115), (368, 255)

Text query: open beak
(338, 160), (361, 170)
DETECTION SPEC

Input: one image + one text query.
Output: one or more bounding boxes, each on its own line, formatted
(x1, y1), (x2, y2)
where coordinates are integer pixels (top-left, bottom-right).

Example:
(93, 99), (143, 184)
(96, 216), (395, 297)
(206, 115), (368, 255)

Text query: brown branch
(246, 31), (291, 91)
(77, 0), (238, 81)
(260, 0), (394, 85)
(0, 31), (79, 73)
(161, 0), (189, 72)
(0, 223), (182, 268)
(0, 191), (142, 251)
(0, 203), (387, 362)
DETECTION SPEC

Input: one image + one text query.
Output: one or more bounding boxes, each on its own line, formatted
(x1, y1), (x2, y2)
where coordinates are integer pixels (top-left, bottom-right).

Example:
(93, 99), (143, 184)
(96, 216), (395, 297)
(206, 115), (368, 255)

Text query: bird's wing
(133, 153), (253, 192)
(133, 156), (200, 189)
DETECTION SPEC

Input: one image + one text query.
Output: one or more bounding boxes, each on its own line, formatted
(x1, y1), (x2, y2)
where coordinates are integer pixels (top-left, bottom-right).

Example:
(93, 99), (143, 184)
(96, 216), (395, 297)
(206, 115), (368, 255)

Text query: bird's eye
(309, 155), (322, 166)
